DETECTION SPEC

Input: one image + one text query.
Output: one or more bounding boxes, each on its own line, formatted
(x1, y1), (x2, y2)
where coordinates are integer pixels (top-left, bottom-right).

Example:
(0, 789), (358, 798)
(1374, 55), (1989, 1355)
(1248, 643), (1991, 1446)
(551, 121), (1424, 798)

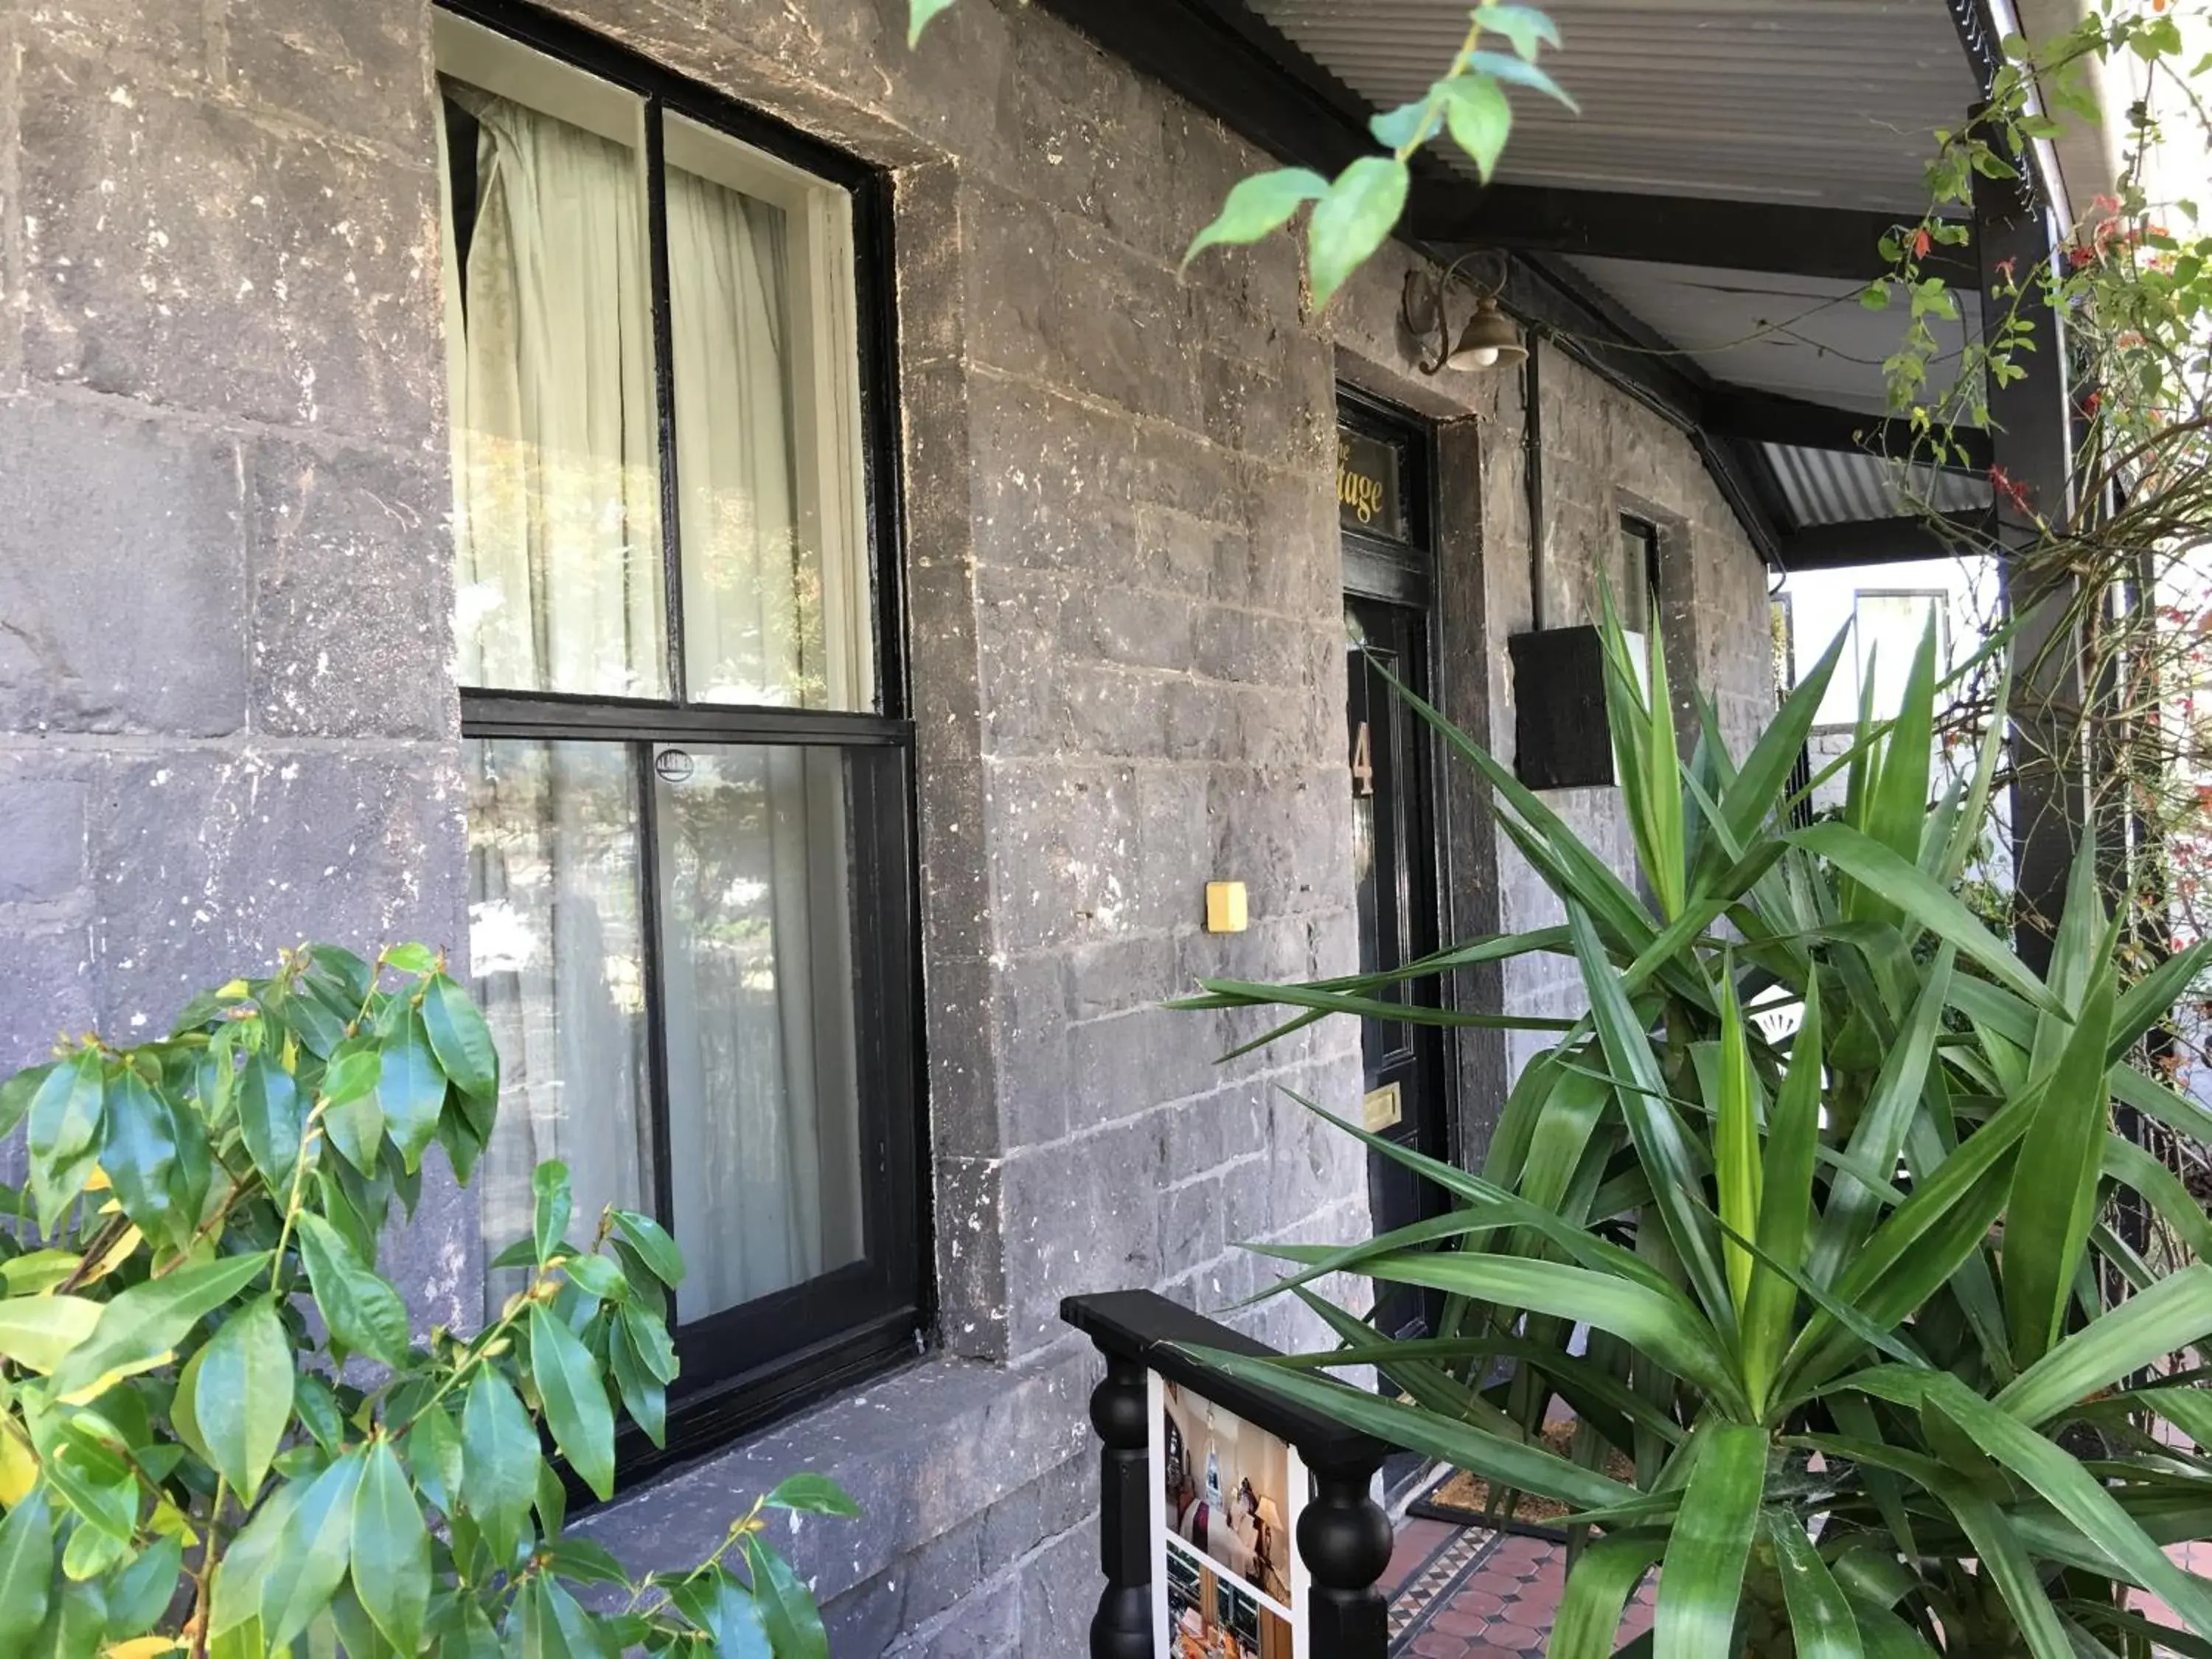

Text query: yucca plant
(1184, 602), (2212, 1657)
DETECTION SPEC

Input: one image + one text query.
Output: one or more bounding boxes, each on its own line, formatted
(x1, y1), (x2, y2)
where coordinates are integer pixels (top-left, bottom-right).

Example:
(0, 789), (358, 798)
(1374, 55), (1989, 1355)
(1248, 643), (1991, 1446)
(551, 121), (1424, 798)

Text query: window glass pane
(653, 742), (866, 1317)
(1854, 592), (1944, 720)
(665, 116), (873, 711)
(1338, 429), (1405, 540)
(437, 21), (667, 698)
(466, 739), (655, 1308)
(1618, 518), (1657, 633)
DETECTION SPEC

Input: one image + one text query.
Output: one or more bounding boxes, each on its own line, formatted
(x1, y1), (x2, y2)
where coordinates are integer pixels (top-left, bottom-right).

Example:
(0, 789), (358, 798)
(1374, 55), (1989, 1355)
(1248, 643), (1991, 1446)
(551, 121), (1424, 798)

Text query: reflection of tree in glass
(455, 434), (667, 699)
(684, 484), (831, 710)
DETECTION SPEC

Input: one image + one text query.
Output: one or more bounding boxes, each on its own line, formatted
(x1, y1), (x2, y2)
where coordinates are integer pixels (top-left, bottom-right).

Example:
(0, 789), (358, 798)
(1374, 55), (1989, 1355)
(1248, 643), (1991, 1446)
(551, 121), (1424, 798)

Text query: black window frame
(435, 0), (928, 1476)
(1619, 512), (1663, 633)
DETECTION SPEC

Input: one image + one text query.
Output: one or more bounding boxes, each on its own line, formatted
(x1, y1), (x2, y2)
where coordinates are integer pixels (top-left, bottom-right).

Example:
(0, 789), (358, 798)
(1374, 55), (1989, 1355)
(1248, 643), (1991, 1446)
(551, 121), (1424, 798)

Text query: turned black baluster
(1089, 1353), (1152, 1659)
(1298, 1461), (1394, 1655)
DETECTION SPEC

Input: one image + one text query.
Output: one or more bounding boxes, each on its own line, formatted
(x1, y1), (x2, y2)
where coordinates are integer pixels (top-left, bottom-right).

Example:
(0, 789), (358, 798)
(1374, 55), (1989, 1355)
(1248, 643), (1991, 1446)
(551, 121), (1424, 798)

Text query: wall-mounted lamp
(1402, 259), (1526, 375)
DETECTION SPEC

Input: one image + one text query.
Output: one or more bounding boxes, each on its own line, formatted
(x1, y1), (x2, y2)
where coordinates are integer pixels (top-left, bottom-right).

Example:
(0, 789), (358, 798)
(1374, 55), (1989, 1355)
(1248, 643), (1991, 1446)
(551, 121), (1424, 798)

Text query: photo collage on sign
(1150, 1376), (1306, 1659)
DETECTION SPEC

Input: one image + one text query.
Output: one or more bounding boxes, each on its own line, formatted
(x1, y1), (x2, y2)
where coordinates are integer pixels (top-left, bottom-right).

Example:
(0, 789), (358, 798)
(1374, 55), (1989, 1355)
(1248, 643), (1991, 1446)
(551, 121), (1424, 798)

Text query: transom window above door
(434, 1), (920, 1459)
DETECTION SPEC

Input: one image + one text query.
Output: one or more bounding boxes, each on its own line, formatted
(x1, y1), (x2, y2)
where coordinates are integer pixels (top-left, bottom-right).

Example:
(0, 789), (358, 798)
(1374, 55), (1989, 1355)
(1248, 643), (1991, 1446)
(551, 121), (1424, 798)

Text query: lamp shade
(1255, 1495), (1281, 1529)
(1446, 295), (1526, 371)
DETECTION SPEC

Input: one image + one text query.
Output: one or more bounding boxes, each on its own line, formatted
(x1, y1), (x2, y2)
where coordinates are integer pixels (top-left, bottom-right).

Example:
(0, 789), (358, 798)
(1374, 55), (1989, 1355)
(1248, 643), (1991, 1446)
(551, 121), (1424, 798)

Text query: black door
(1345, 596), (1450, 1343)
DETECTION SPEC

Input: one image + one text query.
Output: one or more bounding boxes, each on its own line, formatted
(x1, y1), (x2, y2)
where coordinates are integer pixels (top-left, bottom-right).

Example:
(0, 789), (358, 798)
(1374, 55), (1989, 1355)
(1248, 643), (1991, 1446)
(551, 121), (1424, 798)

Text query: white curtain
(442, 89), (862, 1320)
(447, 86), (664, 700)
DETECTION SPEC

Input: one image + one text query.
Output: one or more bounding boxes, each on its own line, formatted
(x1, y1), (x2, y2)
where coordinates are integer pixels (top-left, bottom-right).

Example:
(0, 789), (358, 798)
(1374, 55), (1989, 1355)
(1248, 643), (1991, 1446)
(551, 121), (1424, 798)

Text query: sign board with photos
(1061, 1290), (1396, 1659)
(1152, 1376), (1306, 1658)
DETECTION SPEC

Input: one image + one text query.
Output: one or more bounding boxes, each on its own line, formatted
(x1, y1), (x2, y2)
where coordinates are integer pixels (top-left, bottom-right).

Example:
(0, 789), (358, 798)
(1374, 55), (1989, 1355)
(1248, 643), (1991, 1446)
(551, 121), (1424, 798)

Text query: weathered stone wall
(0, 0), (1776, 1652)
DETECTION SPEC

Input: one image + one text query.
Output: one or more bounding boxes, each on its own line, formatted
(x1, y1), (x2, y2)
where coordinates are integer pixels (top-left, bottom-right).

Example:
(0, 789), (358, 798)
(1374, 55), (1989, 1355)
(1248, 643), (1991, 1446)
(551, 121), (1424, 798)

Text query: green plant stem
(187, 1475), (229, 1659)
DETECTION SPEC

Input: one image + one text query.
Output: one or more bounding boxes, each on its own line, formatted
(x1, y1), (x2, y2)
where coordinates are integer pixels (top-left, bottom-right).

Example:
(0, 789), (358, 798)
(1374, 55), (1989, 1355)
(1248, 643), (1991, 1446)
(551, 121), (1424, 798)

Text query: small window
(436, 5), (919, 1450)
(1617, 515), (1660, 636)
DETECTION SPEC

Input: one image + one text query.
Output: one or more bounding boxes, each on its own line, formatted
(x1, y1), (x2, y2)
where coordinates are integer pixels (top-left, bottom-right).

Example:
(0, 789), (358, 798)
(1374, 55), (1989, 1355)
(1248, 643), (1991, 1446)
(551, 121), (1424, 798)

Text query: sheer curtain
(446, 85), (664, 700)
(662, 161), (862, 1316)
(442, 85), (861, 1321)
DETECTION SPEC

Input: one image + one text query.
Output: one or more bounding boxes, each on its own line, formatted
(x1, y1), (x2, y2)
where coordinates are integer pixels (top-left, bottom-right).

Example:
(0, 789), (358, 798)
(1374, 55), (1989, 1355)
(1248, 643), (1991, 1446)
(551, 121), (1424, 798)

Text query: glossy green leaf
(1307, 157), (1409, 308)
(0, 1484), (53, 1650)
(1548, 1528), (1663, 1659)
(1939, 1485), (2072, 1658)
(375, 1008), (446, 1173)
(383, 942), (438, 975)
(1765, 1513), (1863, 1659)
(669, 1566), (774, 1657)
(0, 1295), (102, 1375)
(1440, 74), (1512, 180)
(404, 1399), (465, 1516)
(459, 1368), (538, 1565)
(1996, 1263), (2212, 1425)
(352, 1438), (432, 1657)
(1368, 96), (1440, 150)
(1477, 2), (1562, 60)
(1568, 902), (1733, 1329)
(764, 1472), (862, 1517)
(744, 1534), (829, 1659)
(1195, 1347), (1637, 1512)
(2003, 963), (2117, 1366)
(237, 1051), (305, 1194)
(1743, 990), (1821, 1418)
(51, 1250), (271, 1398)
(263, 1449), (366, 1648)
(1655, 1425), (1766, 1659)
(609, 1211), (685, 1287)
(27, 1052), (105, 1229)
(1182, 168), (1329, 269)
(1788, 821), (2054, 1012)
(209, 1477), (302, 1636)
(188, 1296), (293, 1498)
(420, 974), (498, 1098)
(296, 1213), (413, 1369)
(529, 1305), (615, 1502)
(1714, 967), (1760, 1315)
(533, 1161), (573, 1265)
(0, 1061), (51, 1146)
(99, 1068), (183, 1250)
(621, 1304), (679, 1385)
(608, 1314), (666, 1449)
(1460, 48), (1578, 108)
(104, 1533), (182, 1638)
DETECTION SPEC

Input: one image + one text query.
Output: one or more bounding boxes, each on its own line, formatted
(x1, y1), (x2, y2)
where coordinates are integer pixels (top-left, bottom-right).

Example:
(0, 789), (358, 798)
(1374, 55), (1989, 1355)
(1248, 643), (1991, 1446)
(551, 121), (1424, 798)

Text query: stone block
(0, 778), (86, 902)
(979, 759), (1140, 955)
(215, 0), (433, 147)
(91, 746), (465, 1034)
(1001, 1118), (1163, 1357)
(21, 0), (209, 74)
(0, 397), (246, 736)
(936, 1153), (1008, 1359)
(248, 438), (454, 739)
(18, 47), (444, 439)
(0, 920), (95, 1076)
(1017, 1523), (1098, 1659)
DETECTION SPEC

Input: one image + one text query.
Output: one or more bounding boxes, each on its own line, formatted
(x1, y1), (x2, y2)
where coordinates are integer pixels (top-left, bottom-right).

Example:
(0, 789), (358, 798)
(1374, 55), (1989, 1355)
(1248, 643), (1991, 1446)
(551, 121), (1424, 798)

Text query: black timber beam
(1024, 0), (1792, 557)
(1777, 510), (1997, 571)
(1416, 189), (1978, 288)
(1704, 388), (1994, 473)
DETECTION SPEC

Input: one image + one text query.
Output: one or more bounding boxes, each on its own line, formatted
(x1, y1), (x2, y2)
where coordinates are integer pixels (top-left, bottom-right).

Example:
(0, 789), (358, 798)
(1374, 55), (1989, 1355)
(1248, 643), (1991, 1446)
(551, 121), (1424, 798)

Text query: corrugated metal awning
(1564, 257), (1983, 412)
(1249, 0), (1984, 211)
(1764, 442), (1993, 526)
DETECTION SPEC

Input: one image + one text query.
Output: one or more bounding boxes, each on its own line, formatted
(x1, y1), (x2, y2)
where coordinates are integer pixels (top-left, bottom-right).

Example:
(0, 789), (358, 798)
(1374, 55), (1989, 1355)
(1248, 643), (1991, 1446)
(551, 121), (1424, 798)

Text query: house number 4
(1350, 722), (1374, 796)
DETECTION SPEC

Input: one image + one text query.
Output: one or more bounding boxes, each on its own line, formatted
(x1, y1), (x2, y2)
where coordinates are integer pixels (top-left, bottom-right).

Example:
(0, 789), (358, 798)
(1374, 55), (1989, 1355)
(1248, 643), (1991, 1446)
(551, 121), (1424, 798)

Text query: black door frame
(1336, 384), (1458, 1284)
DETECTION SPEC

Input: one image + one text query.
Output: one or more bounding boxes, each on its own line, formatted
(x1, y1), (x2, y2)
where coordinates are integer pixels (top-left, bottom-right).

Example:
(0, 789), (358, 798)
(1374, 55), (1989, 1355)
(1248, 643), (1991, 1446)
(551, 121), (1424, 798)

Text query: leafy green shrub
(0, 945), (851, 1656)
(1189, 606), (2212, 1656)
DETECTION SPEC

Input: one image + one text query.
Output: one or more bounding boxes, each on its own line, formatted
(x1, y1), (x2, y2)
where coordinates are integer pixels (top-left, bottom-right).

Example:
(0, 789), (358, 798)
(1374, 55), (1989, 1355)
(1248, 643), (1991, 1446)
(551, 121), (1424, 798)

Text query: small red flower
(1995, 256), (2018, 285)
(1910, 226), (1933, 260)
(1989, 463), (2034, 512)
(2068, 246), (2096, 268)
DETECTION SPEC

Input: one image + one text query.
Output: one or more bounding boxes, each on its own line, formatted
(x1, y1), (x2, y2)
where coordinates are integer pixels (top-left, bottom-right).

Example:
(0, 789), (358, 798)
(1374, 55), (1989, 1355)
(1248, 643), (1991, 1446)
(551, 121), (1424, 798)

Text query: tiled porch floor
(1382, 1516), (2206, 1655)
(1383, 1517), (1655, 1658)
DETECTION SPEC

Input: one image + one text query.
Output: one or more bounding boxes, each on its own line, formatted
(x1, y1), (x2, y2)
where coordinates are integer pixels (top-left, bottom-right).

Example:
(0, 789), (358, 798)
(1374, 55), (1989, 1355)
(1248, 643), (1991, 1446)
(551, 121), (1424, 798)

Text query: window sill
(580, 1341), (1097, 1605)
